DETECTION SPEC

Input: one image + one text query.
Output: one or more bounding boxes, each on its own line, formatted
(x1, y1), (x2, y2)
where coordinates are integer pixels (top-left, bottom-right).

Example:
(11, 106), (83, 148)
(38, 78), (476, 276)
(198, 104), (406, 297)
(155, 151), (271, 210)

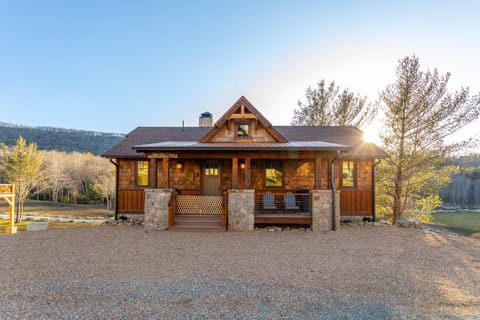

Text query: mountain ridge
(0, 121), (124, 155)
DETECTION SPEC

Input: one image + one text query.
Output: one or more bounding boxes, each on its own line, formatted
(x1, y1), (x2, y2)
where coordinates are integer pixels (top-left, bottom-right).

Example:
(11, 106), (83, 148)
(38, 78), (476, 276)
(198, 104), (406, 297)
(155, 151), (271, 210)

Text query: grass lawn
(429, 211), (480, 236)
(0, 200), (112, 219)
(0, 220), (104, 234)
(0, 200), (109, 235)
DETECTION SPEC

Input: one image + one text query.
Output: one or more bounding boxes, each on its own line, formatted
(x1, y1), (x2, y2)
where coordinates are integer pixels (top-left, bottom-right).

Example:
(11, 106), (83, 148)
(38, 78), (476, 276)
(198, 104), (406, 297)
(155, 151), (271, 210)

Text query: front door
(201, 160), (221, 196)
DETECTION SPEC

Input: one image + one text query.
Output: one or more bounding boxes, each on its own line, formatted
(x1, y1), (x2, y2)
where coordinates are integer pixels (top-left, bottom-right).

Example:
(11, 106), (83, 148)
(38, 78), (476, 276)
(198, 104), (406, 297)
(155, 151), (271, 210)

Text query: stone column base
(228, 189), (254, 231)
(144, 189), (173, 231)
(311, 190), (340, 232)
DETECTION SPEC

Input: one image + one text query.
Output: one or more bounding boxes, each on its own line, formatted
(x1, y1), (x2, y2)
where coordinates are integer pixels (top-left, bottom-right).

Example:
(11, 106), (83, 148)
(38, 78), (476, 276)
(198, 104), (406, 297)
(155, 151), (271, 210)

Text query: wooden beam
(228, 113), (257, 120)
(149, 158), (157, 188)
(162, 157), (169, 189)
(254, 214), (312, 225)
(245, 157), (251, 189)
(232, 157), (238, 189)
(315, 156), (323, 189)
(147, 152), (178, 159)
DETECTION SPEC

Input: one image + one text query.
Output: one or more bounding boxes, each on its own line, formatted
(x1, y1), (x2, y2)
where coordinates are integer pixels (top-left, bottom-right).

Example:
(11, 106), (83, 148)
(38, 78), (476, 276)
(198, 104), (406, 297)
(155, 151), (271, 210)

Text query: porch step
(170, 215), (225, 232)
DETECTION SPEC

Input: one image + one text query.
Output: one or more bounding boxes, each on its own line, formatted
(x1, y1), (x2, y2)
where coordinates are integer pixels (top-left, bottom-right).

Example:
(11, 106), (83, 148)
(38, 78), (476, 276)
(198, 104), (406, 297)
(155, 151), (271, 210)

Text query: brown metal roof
(102, 127), (210, 158)
(102, 125), (387, 158)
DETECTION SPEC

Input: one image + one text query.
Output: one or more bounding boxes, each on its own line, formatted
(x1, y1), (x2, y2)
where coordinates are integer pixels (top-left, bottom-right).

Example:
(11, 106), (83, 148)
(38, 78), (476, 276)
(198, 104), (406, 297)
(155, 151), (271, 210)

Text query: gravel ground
(1, 225), (479, 319)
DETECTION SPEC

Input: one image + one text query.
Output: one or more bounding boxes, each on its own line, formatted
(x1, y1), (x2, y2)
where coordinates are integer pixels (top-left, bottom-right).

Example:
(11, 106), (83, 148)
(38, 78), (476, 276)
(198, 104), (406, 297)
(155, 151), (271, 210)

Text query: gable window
(342, 160), (355, 187)
(236, 123), (249, 138)
(137, 160), (149, 186)
(265, 160), (283, 187)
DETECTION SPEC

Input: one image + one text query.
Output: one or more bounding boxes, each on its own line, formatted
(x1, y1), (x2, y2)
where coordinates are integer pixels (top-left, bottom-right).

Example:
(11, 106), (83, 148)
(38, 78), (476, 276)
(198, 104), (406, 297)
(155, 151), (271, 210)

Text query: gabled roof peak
(199, 96), (288, 143)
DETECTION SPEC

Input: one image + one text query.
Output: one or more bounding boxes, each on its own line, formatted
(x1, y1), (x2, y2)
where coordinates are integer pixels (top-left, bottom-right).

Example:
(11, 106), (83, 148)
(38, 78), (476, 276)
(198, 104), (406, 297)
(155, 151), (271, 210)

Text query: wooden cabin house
(103, 96), (387, 232)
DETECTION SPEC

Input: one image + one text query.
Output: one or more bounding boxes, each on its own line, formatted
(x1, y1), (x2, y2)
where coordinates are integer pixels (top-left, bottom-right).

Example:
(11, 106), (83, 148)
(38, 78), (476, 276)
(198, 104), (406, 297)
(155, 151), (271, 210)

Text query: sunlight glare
(362, 126), (381, 144)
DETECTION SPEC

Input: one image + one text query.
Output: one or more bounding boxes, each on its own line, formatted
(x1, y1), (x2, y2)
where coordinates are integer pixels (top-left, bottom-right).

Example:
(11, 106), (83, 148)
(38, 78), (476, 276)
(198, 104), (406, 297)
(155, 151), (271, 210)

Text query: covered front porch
(125, 150), (346, 231)
(137, 152), (327, 229)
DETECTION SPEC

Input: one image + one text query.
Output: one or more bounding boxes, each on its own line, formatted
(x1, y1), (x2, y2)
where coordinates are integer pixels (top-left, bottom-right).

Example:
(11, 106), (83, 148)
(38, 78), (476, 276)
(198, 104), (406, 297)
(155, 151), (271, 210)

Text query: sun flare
(362, 126), (381, 144)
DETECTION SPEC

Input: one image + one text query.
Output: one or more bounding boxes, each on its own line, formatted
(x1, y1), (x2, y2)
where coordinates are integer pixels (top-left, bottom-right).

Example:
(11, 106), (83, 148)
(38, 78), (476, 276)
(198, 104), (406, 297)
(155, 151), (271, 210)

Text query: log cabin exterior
(103, 96), (387, 231)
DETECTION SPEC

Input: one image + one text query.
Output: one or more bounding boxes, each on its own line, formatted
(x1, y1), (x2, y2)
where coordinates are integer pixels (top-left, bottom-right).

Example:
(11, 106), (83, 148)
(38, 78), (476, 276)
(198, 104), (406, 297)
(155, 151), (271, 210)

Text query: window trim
(235, 121), (250, 139)
(264, 159), (284, 189)
(136, 160), (150, 187)
(341, 160), (356, 188)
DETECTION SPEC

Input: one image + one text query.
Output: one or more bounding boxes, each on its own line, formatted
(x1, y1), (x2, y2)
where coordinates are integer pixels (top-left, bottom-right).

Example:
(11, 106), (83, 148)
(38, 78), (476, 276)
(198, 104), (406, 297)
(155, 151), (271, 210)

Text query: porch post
(149, 158), (157, 188)
(244, 157), (251, 189)
(232, 157), (238, 188)
(315, 155), (322, 189)
(162, 157), (169, 189)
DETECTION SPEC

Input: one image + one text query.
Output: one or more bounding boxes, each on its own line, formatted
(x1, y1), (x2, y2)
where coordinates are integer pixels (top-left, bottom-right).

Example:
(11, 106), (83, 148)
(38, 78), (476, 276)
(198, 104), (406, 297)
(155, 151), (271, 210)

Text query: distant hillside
(440, 153), (480, 208)
(0, 122), (124, 155)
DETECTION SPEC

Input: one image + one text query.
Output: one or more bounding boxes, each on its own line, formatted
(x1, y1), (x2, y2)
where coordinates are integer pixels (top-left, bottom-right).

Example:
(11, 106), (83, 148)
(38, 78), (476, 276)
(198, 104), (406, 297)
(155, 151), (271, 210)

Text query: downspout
(372, 159), (382, 222)
(109, 158), (119, 221)
(330, 150), (341, 231)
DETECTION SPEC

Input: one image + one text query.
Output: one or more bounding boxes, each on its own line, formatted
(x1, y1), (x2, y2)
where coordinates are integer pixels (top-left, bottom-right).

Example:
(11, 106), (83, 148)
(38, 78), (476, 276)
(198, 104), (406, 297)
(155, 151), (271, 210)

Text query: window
(237, 123), (249, 138)
(137, 160), (149, 186)
(265, 160), (283, 187)
(342, 160), (355, 187)
(205, 164), (219, 176)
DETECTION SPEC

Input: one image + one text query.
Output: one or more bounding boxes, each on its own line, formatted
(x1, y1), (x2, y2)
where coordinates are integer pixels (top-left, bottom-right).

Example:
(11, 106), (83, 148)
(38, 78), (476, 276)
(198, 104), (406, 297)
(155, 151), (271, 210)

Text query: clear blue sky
(1, 0), (479, 143)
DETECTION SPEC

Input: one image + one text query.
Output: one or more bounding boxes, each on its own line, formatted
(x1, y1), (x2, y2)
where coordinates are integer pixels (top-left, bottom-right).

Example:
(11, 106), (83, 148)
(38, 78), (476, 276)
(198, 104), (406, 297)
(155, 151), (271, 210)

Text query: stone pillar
(228, 189), (254, 231)
(311, 190), (340, 232)
(144, 189), (172, 231)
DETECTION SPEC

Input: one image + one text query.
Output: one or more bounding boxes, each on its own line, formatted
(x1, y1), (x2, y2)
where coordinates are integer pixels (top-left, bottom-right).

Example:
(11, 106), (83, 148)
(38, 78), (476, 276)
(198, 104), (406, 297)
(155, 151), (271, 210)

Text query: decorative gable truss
(200, 96), (288, 143)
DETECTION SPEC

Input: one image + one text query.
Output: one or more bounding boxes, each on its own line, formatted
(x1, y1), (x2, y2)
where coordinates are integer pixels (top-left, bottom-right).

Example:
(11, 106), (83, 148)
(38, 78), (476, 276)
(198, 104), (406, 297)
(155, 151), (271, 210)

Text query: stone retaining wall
(311, 190), (340, 232)
(228, 189), (254, 231)
(144, 189), (172, 231)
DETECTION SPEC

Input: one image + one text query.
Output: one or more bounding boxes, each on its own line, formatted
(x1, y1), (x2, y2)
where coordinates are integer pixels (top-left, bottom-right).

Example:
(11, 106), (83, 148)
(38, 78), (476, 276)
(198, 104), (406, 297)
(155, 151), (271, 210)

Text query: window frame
(341, 160), (356, 188)
(136, 160), (150, 187)
(235, 121), (250, 139)
(264, 159), (284, 189)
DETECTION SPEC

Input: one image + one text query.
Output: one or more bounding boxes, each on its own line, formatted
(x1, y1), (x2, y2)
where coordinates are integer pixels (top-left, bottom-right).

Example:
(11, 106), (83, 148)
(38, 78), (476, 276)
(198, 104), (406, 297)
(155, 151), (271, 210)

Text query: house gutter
(109, 158), (119, 221)
(330, 150), (341, 231)
(372, 159), (382, 222)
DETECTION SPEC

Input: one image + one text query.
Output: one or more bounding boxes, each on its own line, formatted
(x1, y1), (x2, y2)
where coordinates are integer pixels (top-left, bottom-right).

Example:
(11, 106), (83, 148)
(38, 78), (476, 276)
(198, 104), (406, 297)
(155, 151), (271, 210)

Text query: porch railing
(254, 190), (311, 214)
(176, 195), (223, 215)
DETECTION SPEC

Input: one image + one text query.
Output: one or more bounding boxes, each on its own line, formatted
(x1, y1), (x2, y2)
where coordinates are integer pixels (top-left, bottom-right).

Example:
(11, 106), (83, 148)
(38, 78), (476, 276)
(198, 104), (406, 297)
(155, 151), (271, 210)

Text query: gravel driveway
(1, 225), (479, 319)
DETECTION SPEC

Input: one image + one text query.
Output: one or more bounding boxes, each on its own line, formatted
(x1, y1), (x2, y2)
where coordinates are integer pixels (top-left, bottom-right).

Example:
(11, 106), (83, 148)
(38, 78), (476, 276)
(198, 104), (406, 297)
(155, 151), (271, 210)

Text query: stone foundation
(144, 189), (172, 231)
(311, 190), (340, 232)
(228, 189), (254, 231)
